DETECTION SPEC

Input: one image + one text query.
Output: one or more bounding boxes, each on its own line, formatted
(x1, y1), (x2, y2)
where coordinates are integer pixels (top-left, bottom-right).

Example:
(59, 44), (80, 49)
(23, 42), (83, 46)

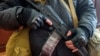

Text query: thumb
(66, 29), (77, 40)
(66, 31), (72, 36)
(46, 19), (52, 26)
(67, 28), (77, 37)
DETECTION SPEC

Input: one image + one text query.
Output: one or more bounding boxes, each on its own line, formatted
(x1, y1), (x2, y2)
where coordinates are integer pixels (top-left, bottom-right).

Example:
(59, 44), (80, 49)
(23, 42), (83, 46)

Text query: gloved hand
(70, 28), (88, 48)
(27, 13), (52, 30)
(27, 13), (44, 29)
(65, 28), (88, 52)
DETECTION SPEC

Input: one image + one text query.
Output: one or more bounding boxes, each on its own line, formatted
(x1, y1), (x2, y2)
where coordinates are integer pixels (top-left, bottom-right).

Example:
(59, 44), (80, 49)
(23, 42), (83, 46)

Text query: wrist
(79, 27), (90, 39)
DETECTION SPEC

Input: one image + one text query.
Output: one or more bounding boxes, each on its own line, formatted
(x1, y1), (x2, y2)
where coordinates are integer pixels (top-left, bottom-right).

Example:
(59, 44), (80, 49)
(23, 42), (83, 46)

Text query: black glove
(17, 8), (51, 30)
(68, 28), (88, 48)
(14, 8), (47, 30)
(27, 13), (47, 29)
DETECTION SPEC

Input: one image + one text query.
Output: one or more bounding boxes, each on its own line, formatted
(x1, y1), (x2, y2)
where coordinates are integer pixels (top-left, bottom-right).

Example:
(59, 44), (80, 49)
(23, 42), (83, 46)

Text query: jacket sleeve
(77, 0), (97, 38)
(0, 2), (39, 30)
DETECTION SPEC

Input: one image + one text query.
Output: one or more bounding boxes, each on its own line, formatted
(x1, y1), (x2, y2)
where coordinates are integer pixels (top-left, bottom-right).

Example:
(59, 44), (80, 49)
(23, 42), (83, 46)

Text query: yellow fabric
(60, 0), (78, 28)
(68, 0), (78, 28)
(34, 0), (46, 4)
(6, 28), (31, 56)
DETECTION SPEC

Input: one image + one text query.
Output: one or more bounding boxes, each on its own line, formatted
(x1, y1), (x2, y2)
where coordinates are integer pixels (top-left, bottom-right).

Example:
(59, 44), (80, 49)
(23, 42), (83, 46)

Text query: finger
(37, 17), (44, 26)
(66, 45), (77, 50)
(34, 20), (40, 27)
(66, 31), (72, 36)
(46, 19), (52, 26)
(65, 40), (77, 49)
(65, 40), (73, 45)
(72, 48), (79, 53)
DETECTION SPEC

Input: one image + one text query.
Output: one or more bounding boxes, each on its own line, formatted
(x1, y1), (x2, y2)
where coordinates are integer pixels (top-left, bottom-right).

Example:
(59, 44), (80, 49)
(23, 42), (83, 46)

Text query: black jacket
(0, 0), (97, 56)
(0, 0), (97, 37)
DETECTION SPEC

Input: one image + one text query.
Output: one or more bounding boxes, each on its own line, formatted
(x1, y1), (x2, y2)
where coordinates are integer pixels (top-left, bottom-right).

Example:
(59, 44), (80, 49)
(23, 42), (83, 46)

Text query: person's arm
(65, 0), (97, 53)
(0, 1), (45, 30)
(77, 0), (97, 38)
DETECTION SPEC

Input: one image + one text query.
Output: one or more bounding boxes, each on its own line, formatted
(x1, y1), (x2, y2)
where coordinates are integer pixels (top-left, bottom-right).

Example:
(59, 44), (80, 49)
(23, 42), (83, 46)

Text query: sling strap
(68, 0), (78, 28)
(34, 0), (46, 4)
(60, 0), (78, 27)
(40, 0), (78, 56)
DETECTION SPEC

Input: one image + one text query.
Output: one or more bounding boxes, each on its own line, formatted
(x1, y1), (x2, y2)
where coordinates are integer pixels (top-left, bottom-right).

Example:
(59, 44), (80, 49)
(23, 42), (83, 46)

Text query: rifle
(26, 0), (89, 56)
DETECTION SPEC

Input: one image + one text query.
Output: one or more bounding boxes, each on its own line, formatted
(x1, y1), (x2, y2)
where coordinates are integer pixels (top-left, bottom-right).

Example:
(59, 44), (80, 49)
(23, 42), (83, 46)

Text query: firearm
(26, 0), (89, 56)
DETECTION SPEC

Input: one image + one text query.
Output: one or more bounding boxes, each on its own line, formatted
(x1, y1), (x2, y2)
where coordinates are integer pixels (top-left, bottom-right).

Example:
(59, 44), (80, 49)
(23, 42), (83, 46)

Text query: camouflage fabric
(88, 29), (100, 56)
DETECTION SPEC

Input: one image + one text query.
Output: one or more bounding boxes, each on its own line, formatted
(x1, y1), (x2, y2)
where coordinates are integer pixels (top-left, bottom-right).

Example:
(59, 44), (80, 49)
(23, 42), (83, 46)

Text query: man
(0, 0), (97, 56)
